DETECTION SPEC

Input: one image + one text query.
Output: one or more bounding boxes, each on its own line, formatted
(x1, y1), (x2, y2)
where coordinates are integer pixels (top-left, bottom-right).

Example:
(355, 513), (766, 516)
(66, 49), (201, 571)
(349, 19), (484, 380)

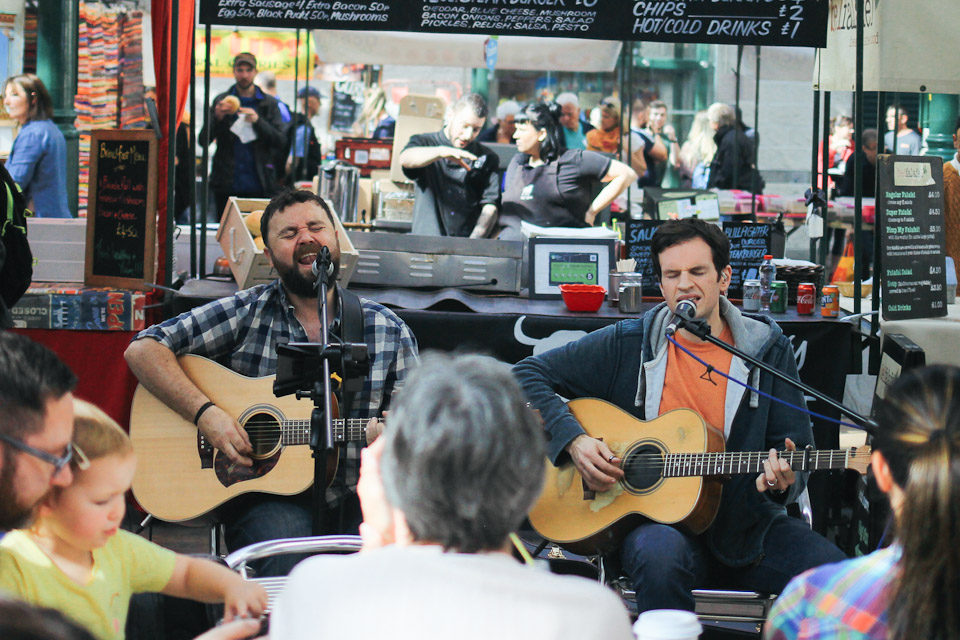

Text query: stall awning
(813, 0), (959, 93)
(310, 30), (621, 73)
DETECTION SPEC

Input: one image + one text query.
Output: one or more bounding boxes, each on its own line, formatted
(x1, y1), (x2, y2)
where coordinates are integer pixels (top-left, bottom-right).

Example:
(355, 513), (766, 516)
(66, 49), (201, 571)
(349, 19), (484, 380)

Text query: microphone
(665, 299), (697, 337)
(311, 246), (337, 288)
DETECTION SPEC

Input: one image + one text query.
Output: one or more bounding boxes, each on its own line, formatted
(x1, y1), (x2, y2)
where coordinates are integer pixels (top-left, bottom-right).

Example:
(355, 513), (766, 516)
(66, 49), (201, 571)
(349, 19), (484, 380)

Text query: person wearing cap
(399, 93), (501, 238)
(287, 86), (323, 184)
(478, 99), (520, 144)
(586, 96), (622, 155)
(200, 52), (286, 217)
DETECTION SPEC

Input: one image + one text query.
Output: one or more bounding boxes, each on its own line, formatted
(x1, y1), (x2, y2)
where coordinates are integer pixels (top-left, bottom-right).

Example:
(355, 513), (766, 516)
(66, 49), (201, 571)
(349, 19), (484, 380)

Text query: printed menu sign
(877, 155), (947, 320)
(199, 0), (827, 47)
(85, 130), (158, 288)
(624, 220), (664, 296)
(723, 221), (774, 300)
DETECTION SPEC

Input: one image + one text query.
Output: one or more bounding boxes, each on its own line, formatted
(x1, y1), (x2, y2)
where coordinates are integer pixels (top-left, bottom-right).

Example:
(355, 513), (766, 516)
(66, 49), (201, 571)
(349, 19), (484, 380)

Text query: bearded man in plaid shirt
(126, 190), (418, 576)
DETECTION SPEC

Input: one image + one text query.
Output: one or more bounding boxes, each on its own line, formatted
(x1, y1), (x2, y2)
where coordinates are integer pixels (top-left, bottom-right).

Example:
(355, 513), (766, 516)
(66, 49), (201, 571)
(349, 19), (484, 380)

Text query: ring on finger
(607, 454), (616, 462)
(766, 479), (776, 487)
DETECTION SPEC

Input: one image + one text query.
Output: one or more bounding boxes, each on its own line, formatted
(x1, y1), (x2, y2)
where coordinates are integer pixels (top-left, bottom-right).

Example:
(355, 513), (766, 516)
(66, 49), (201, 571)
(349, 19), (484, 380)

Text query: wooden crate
(216, 197), (358, 290)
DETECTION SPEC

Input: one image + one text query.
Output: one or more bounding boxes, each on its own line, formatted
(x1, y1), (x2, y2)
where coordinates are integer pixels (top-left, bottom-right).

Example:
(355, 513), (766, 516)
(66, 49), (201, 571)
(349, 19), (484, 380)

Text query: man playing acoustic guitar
(125, 190), (418, 576)
(514, 219), (844, 613)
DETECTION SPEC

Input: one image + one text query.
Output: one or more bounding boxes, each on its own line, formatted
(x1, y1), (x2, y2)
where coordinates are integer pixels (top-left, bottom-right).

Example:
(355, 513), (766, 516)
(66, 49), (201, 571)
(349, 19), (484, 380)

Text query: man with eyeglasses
(0, 332), (77, 531)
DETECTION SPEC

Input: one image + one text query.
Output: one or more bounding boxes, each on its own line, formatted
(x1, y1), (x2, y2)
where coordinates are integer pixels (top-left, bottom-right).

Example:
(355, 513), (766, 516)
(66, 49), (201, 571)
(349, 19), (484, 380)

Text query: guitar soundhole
(244, 412), (281, 460)
(622, 444), (664, 494)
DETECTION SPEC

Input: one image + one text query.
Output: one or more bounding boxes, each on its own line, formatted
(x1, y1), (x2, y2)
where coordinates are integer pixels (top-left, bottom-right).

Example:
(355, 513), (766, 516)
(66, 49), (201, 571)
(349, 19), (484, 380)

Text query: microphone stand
(673, 316), (878, 435)
(309, 248), (336, 536)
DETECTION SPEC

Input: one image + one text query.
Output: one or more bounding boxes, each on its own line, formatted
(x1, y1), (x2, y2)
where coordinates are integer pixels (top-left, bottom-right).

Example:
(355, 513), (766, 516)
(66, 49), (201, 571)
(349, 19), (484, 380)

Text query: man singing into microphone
(514, 218), (844, 613)
(125, 190), (418, 576)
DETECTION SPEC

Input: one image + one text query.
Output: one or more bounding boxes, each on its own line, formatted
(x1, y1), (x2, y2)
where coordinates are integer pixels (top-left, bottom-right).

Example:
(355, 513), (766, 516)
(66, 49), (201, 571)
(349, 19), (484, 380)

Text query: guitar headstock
(846, 445), (872, 475)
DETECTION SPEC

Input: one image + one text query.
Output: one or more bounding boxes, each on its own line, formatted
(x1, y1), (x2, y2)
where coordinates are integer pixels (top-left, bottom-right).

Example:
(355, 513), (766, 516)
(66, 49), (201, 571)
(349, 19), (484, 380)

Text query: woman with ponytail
(499, 101), (636, 235)
(765, 365), (960, 640)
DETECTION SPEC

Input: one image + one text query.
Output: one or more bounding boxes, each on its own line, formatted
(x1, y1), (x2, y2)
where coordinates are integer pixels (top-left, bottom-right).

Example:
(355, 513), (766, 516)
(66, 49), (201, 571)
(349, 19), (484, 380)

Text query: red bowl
(559, 284), (606, 312)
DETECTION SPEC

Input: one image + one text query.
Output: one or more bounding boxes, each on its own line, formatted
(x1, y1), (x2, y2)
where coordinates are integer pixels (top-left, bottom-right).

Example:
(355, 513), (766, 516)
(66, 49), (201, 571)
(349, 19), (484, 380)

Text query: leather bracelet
(193, 401), (216, 426)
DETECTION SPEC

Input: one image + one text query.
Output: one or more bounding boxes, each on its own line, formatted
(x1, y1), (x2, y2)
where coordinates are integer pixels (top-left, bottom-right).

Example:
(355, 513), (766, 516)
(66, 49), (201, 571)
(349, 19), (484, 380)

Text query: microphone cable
(666, 333), (864, 430)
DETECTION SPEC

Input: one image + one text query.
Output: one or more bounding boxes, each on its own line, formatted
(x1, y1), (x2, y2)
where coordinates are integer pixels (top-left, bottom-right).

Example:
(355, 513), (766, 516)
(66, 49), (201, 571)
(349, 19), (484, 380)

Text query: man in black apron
(399, 94), (501, 238)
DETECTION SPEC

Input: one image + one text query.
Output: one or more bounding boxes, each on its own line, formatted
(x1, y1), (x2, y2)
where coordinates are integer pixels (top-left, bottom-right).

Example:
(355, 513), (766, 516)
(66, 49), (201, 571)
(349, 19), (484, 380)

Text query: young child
(0, 399), (267, 640)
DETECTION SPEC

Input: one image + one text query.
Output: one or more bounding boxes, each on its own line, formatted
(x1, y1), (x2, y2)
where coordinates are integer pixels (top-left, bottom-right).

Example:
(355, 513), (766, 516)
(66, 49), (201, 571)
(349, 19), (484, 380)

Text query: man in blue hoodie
(514, 219), (844, 613)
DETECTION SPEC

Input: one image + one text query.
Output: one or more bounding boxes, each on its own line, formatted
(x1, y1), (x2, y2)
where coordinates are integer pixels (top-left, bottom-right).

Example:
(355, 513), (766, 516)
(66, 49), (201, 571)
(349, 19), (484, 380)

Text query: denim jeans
(620, 515), (847, 613)
(223, 492), (362, 577)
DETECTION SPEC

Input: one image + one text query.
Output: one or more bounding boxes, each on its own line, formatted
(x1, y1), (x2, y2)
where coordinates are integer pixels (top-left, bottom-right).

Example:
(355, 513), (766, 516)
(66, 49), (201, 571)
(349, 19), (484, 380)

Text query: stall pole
(165, 0), (180, 288)
(625, 42), (634, 217)
(819, 91), (832, 267)
(189, 30), (198, 278)
(733, 45), (743, 189)
(200, 24), (212, 278)
(750, 45), (760, 220)
(852, 0), (864, 313)
(809, 89), (821, 263)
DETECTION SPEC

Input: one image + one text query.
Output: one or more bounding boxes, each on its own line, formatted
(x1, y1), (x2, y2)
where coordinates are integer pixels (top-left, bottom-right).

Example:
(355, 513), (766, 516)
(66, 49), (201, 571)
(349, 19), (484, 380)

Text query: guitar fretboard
(278, 419), (368, 445)
(646, 449), (862, 478)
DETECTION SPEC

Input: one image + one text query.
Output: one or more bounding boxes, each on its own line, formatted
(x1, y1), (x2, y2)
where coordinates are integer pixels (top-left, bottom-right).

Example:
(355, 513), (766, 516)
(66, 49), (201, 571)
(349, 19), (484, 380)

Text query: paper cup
(633, 609), (702, 640)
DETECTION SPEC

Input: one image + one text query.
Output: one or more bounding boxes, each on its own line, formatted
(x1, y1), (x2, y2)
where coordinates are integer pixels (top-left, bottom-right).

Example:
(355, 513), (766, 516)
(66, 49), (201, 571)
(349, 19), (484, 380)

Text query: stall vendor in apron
(399, 94), (501, 239)
(499, 102), (636, 238)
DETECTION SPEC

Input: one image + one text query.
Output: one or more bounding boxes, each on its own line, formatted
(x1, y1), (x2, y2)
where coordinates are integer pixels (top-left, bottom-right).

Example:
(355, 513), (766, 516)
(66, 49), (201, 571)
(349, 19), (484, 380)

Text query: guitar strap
(336, 284), (367, 420)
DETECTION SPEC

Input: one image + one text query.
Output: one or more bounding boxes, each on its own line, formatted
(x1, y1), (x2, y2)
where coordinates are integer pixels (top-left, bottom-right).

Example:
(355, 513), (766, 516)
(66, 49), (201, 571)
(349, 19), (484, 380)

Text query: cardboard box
(216, 197), (358, 290)
(27, 218), (87, 282)
(11, 284), (146, 331)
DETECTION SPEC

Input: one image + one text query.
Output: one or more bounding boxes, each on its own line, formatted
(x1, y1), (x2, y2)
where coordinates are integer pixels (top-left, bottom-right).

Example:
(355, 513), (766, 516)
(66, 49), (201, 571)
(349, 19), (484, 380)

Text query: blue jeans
(223, 492), (361, 577)
(620, 516), (846, 613)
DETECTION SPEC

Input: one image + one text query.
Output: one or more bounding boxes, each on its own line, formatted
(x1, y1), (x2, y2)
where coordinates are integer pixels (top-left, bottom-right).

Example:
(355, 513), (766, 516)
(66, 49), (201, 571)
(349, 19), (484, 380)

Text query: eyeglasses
(0, 433), (90, 474)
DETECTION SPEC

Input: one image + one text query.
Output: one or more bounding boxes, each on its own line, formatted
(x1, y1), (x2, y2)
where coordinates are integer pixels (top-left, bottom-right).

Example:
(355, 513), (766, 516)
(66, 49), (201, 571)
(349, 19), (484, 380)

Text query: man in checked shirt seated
(125, 189), (419, 576)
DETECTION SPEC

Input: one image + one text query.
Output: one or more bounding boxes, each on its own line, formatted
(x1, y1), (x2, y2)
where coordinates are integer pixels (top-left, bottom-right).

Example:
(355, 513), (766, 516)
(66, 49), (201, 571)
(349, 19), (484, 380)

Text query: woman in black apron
(499, 102), (637, 239)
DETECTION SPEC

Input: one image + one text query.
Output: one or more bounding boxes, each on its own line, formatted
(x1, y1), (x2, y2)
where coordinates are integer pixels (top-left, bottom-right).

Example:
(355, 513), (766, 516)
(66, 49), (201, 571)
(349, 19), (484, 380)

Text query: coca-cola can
(797, 283), (815, 315)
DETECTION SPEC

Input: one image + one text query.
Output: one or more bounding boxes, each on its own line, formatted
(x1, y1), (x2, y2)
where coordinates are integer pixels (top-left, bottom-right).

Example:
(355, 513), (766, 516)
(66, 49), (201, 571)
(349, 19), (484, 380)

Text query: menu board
(624, 220), (664, 296)
(877, 155), (948, 320)
(199, 0), (827, 47)
(330, 88), (359, 132)
(723, 221), (774, 300)
(84, 130), (158, 288)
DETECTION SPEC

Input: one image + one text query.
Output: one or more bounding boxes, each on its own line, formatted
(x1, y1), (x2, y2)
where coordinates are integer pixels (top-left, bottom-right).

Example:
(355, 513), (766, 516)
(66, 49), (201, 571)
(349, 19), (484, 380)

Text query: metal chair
(225, 535), (363, 612)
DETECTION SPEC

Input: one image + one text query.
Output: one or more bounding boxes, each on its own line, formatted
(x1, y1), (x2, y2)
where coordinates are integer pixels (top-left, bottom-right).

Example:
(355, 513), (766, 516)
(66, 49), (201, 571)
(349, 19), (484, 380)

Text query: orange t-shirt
(586, 127), (621, 154)
(659, 324), (734, 434)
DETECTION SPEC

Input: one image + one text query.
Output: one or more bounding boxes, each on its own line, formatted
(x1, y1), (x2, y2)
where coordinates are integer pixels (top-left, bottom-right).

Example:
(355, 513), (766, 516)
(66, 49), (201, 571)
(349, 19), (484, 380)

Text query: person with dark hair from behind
(706, 102), (763, 193)
(514, 218), (845, 615)
(125, 190), (418, 578)
(499, 101), (636, 236)
(0, 599), (97, 640)
(766, 365), (960, 640)
(286, 86), (323, 185)
(271, 353), (633, 640)
(399, 93), (501, 238)
(3, 73), (71, 217)
(883, 104), (922, 155)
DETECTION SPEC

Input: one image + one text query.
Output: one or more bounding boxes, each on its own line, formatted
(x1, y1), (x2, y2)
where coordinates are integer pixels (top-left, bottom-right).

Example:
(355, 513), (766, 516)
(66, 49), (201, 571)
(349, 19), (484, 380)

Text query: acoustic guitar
(130, 355), (368, 522)
(528, 398), (871, 554)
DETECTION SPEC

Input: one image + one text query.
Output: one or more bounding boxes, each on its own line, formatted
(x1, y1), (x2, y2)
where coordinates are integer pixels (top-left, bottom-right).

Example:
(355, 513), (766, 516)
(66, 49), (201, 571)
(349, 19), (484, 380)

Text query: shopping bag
(831, 241), (855, 283)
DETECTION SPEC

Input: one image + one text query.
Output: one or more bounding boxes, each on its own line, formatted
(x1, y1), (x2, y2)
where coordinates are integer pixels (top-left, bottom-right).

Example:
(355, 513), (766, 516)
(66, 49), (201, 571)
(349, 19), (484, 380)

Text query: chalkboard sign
(85, 129), (158, 288)
(330, 89), (359, 132)
(624, 220), (664, 296)
(199, 0), (827, 48)
(723, 222), (774, 300)
(877, 155), (948, 320)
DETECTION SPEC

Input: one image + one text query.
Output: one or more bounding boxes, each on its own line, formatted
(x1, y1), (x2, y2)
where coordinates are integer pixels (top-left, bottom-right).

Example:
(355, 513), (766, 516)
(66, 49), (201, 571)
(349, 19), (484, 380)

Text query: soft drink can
(743, 280), (761, 312)
(797, 282), (815, 315)
(771, 281), (788, 313)
(821, 285), (840, 318)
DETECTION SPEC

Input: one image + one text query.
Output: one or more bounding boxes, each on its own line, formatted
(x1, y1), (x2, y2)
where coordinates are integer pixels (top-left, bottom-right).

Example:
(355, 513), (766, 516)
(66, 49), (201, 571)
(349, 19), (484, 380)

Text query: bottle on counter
(759, 254), (776, 312)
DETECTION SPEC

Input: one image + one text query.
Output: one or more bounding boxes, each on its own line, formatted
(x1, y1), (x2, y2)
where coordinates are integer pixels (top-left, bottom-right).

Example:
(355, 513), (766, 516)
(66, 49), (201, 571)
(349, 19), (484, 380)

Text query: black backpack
(0, 161), (33, 317)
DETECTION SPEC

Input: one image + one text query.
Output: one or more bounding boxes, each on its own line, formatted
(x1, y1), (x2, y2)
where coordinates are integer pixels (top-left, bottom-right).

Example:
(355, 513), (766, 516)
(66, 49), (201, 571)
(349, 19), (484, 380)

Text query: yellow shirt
(0, 529), (177, 640)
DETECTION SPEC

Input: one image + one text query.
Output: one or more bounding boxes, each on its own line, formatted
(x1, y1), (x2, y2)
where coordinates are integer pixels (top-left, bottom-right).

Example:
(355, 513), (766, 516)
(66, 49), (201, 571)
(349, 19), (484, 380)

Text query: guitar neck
(662, 449), (861, 478)
(279, 419), (368, 445)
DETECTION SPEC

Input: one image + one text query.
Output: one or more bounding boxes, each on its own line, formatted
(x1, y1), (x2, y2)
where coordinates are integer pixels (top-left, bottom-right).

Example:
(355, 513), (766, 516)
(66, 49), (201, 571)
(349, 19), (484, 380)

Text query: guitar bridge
(197, 432), (213, 469)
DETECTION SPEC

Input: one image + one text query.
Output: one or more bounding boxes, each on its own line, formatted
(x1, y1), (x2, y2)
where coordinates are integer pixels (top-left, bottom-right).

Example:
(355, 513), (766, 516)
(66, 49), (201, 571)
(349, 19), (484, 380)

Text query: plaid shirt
(134, 279), (419, 507)
(764, 546), (898, 640)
